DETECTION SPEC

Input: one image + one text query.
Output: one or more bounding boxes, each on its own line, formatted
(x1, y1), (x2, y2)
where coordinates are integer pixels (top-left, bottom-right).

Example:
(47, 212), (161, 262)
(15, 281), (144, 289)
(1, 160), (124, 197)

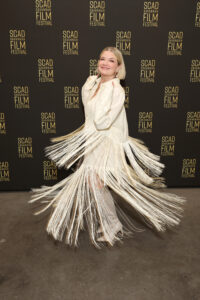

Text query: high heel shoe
(97, 226), (103, 234)
(97, 236), (108, 242)
(97, 223), (123, 243)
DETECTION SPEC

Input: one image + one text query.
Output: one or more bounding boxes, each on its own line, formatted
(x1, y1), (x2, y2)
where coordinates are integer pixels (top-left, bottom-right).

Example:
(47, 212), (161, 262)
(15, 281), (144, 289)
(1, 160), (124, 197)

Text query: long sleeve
(81, 75), (97, 105)
(94, 85), (125, 131)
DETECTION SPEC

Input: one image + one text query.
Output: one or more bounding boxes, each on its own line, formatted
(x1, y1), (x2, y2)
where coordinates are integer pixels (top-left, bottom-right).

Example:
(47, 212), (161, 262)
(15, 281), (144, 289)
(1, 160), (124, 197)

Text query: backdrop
(0, 0), (200, 190)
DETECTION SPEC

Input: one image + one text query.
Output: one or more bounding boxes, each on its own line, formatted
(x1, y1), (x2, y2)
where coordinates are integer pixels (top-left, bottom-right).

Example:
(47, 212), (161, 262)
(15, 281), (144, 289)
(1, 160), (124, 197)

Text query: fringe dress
(29, 75), (186, 248)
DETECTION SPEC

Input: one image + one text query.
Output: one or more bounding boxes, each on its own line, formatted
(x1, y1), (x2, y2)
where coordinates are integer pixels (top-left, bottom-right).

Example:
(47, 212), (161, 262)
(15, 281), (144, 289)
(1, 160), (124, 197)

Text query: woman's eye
(100, 58), (114, 62)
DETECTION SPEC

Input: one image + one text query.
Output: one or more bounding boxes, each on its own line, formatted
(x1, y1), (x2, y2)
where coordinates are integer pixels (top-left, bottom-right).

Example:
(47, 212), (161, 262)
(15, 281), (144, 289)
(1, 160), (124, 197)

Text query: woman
(30, 46), (186, 249)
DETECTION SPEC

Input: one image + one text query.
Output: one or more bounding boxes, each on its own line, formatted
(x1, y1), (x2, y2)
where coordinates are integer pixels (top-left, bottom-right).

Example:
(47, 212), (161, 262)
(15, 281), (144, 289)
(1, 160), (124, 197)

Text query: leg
(87, 171), (122, 243)
(88, 172), (104, 190)
(96, 187), (123, 242)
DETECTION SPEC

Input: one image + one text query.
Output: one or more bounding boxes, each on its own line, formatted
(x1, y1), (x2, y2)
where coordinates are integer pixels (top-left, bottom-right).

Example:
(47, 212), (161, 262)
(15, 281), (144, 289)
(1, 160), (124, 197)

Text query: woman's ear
(117, 64), (121, 73)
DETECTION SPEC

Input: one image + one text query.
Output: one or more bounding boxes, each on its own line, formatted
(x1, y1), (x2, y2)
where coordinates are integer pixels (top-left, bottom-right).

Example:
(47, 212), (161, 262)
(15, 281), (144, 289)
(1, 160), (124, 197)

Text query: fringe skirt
(29, 123), (186, 249)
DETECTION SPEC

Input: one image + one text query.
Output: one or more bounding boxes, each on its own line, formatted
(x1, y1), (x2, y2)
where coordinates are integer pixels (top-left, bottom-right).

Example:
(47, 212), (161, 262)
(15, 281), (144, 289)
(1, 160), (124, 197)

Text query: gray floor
(0, 188), (199, 300)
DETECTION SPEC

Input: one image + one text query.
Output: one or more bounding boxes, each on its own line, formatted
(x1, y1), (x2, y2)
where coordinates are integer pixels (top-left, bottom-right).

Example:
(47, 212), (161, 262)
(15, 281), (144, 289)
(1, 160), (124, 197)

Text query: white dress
(30, 75), (186, 248)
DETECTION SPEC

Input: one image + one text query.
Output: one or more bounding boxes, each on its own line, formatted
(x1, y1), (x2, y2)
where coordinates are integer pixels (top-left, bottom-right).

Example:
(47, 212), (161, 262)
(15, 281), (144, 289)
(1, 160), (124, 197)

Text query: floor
(0, 188), (199, 300)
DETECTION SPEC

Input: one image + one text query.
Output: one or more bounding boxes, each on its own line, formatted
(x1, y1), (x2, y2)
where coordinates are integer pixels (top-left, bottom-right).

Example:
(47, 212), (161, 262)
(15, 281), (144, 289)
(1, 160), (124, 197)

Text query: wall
(0, 0), (200, 190)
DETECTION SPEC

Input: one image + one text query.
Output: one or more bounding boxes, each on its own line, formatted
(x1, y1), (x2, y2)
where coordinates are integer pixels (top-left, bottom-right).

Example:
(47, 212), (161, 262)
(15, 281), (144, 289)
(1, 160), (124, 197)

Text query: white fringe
(29, 124), (186, 248)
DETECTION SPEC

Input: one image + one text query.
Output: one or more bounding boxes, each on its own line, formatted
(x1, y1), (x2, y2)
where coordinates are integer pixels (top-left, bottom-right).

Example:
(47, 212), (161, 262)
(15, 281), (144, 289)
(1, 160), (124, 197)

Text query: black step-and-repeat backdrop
(0, 0), (200, 190)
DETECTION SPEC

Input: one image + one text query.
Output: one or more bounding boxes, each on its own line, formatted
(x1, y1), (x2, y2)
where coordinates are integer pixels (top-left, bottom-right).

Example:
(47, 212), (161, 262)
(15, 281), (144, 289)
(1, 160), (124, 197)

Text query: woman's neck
(99, 75), (115, 83)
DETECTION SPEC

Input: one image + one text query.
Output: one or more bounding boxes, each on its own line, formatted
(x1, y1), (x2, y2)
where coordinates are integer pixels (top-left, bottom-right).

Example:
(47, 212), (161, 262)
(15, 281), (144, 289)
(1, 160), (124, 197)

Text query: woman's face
(98, 50), (120, 77)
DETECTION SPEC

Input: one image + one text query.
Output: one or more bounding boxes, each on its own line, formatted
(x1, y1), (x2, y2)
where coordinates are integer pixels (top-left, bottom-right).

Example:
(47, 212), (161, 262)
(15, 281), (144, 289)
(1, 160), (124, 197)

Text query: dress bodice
(81, 75), (129, 142)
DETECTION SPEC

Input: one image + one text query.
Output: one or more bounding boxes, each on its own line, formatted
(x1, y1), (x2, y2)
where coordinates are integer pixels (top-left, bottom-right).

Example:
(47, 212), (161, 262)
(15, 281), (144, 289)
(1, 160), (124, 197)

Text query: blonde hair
(95, 46), (126, 80)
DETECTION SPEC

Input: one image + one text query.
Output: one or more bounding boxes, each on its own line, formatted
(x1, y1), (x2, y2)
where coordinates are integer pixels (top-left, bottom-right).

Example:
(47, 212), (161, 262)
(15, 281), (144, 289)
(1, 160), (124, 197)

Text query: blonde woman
(30, 46), (186, 249)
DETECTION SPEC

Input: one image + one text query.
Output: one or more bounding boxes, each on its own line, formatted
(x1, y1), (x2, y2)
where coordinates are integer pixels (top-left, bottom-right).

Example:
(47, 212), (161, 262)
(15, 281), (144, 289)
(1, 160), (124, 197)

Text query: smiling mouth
(101, 67), (110, 69)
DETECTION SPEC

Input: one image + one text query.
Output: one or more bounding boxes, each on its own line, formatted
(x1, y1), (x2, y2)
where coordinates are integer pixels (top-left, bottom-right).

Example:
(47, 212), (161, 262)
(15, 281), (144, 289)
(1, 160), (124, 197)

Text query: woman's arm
(81, 75), (97, 105)
(94, 82), (125, 130)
